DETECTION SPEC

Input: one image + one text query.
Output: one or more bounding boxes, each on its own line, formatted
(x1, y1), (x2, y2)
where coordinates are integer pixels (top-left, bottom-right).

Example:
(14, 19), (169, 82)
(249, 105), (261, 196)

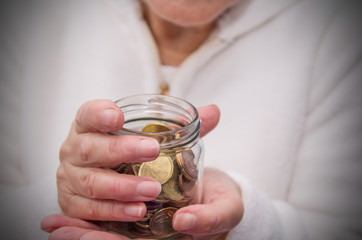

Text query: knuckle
(75, 102), (88, 127)
(84, 200), (119, 220)
(231, 199), (244, 226)
(205, 214), (223, 233)
(74, 114), (84, 133)
(56, 165), (66, 182)
(84, 200), (101, 220)
(79, 134), (92, 163)
(57, 190), (70, 214)
(110, 178), (126, 199)
(59, 140), (71, 162)
(108, 201), (119, 220)
(108, 137), (121, 162)
(82, 169), (98, 198)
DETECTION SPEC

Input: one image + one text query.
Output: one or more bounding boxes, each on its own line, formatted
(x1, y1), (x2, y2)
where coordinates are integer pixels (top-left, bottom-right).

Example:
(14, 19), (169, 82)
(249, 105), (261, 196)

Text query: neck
(142, 3), (216, 66)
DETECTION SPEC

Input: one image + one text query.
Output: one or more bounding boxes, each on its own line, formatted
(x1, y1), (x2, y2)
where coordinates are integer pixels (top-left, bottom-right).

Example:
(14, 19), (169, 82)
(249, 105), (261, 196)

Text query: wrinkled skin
(41, 99), (243, 240)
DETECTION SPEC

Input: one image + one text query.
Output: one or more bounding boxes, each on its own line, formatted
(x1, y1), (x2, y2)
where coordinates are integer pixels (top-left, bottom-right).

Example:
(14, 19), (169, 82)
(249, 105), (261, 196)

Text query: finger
(79, 230), (131, 240)
(41, 214), (101, 233)
(49, 227), (129, 240)
(49, 227), (91, 240)
(173, 168), (243, 235)
(192, 232), (228, 240)
(58, 192), (147, 221)
(197, 105), (220, 138)
(65, 133), (160, 167)
(58, 164), (161, 201)
(74, 99), (124, 133)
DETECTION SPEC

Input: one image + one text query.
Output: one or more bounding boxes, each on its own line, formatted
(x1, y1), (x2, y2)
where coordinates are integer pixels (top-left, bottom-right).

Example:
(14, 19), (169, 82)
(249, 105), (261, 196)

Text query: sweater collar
(107, 0), (300, 40)
(216, 0), (300, 42)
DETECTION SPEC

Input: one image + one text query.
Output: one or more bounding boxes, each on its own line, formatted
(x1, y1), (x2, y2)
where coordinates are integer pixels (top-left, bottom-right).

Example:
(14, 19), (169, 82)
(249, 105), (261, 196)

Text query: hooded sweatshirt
(0, 0), (361, 239)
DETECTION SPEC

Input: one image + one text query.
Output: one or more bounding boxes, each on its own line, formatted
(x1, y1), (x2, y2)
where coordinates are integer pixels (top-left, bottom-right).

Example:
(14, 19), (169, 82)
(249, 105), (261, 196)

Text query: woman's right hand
(57, 99), (163, 222)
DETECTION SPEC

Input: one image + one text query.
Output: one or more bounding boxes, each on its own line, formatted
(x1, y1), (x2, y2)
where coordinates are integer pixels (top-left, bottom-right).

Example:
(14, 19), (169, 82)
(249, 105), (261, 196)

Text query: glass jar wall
(104, 94), (204, 239)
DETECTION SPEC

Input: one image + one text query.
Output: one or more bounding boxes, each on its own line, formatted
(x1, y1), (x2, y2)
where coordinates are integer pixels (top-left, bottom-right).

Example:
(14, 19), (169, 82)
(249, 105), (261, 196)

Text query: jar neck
(112, 94), (201, 150)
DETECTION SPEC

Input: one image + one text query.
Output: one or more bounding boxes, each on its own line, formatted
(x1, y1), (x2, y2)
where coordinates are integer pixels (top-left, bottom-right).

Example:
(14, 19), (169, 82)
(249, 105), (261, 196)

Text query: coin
(130, 222), (151, 237)
(169, 198), (191, 208)
(110, 163), (126, 173)
(145, 201), (163, 210)
(163, 178), (184, 201)
(163, 164), (184, 201)
(138, 154), (174, 184)
(135, 220), (150, 229)
(152, 191), (170, 204)
(110, 163), (134, 175)
(131, 163), (141, 175)
(176, 149), (198, 181)
(141, 121), (179, 143)
(107, 221), (129, 231)
(149, 207), (178, 237)
(142, 121), (172, 133)
(178, 173), (197, 198)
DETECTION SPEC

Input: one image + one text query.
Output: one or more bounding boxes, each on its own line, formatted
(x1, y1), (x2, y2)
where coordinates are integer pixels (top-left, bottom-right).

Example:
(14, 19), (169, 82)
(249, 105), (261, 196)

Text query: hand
(41, 168), (243, 240)
(56, 99), (163, 222)
(172, 167), (243, 240)
(56, 99), (221, 222)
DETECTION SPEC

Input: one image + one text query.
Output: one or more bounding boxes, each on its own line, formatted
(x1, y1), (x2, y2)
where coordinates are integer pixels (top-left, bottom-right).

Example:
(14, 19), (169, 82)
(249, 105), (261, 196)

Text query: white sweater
(1, 0), (361, 239)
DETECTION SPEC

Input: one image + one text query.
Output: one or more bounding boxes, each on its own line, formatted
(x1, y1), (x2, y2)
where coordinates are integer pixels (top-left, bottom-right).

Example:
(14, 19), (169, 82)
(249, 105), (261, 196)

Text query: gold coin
(149, 207), (178, 237)
(169, 198), (191, 208)
(138, 154), (174, 184)
(153, 191), (170, 204)
(163, 164), (184, 201)
(176, 149), (198, 180)
(142, 121), (172, 133)
(141, 121), (181, 143)
(163, 178), (184, 201)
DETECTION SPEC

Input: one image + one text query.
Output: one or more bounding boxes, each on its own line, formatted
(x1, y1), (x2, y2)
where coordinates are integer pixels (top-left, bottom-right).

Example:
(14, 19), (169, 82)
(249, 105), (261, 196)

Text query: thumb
(74, 99), (124, 133)
(172, 168), (243, 236)
(198, 105), (220, 138)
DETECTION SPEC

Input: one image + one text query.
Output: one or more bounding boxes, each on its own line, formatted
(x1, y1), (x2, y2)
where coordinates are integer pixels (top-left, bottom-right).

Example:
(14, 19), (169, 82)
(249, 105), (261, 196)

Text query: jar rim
(112, 94), (200, 149)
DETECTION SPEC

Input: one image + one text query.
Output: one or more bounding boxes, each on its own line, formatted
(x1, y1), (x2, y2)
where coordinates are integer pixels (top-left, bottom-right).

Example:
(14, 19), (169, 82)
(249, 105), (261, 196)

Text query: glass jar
(104, 94), (204, 239)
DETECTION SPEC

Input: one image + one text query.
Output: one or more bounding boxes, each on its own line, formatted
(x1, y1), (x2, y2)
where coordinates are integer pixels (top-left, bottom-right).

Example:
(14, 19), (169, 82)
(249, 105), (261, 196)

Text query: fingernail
(101, 109), (118, 128)
(174, 213), (197, 231)
(137, 181), (162, 197)
(124, 205), (143, 218)
(136, 138), (160, 158)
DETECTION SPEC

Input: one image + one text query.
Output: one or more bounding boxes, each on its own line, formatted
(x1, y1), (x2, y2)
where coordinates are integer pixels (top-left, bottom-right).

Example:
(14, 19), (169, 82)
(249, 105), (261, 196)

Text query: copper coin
(110, 163), (127, 173)
(145, 201), (163, 210)
(178, 173), (197, 198)
(129, 222), (151, 237)
(176, 149), (198, 180)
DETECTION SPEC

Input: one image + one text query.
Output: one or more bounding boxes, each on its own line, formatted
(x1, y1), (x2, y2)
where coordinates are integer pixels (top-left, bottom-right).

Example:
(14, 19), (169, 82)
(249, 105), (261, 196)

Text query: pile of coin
(107, 122), (199, 239)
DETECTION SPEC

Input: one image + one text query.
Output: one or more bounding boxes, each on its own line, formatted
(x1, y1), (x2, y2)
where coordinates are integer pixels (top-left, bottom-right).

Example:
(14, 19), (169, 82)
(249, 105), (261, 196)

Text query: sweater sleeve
(226, 173), (307, 240)
(226, 1), (362, 240)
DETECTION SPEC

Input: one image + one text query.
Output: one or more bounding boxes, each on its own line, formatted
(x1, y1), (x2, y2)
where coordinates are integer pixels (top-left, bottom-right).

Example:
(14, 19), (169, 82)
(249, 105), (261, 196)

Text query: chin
(162, 15), (217, 28)
(143, 0), (239, 27)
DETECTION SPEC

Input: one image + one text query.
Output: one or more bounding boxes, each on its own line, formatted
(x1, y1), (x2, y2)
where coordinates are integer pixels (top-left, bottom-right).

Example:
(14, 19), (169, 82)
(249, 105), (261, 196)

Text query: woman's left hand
(41, 167), (243, 240)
